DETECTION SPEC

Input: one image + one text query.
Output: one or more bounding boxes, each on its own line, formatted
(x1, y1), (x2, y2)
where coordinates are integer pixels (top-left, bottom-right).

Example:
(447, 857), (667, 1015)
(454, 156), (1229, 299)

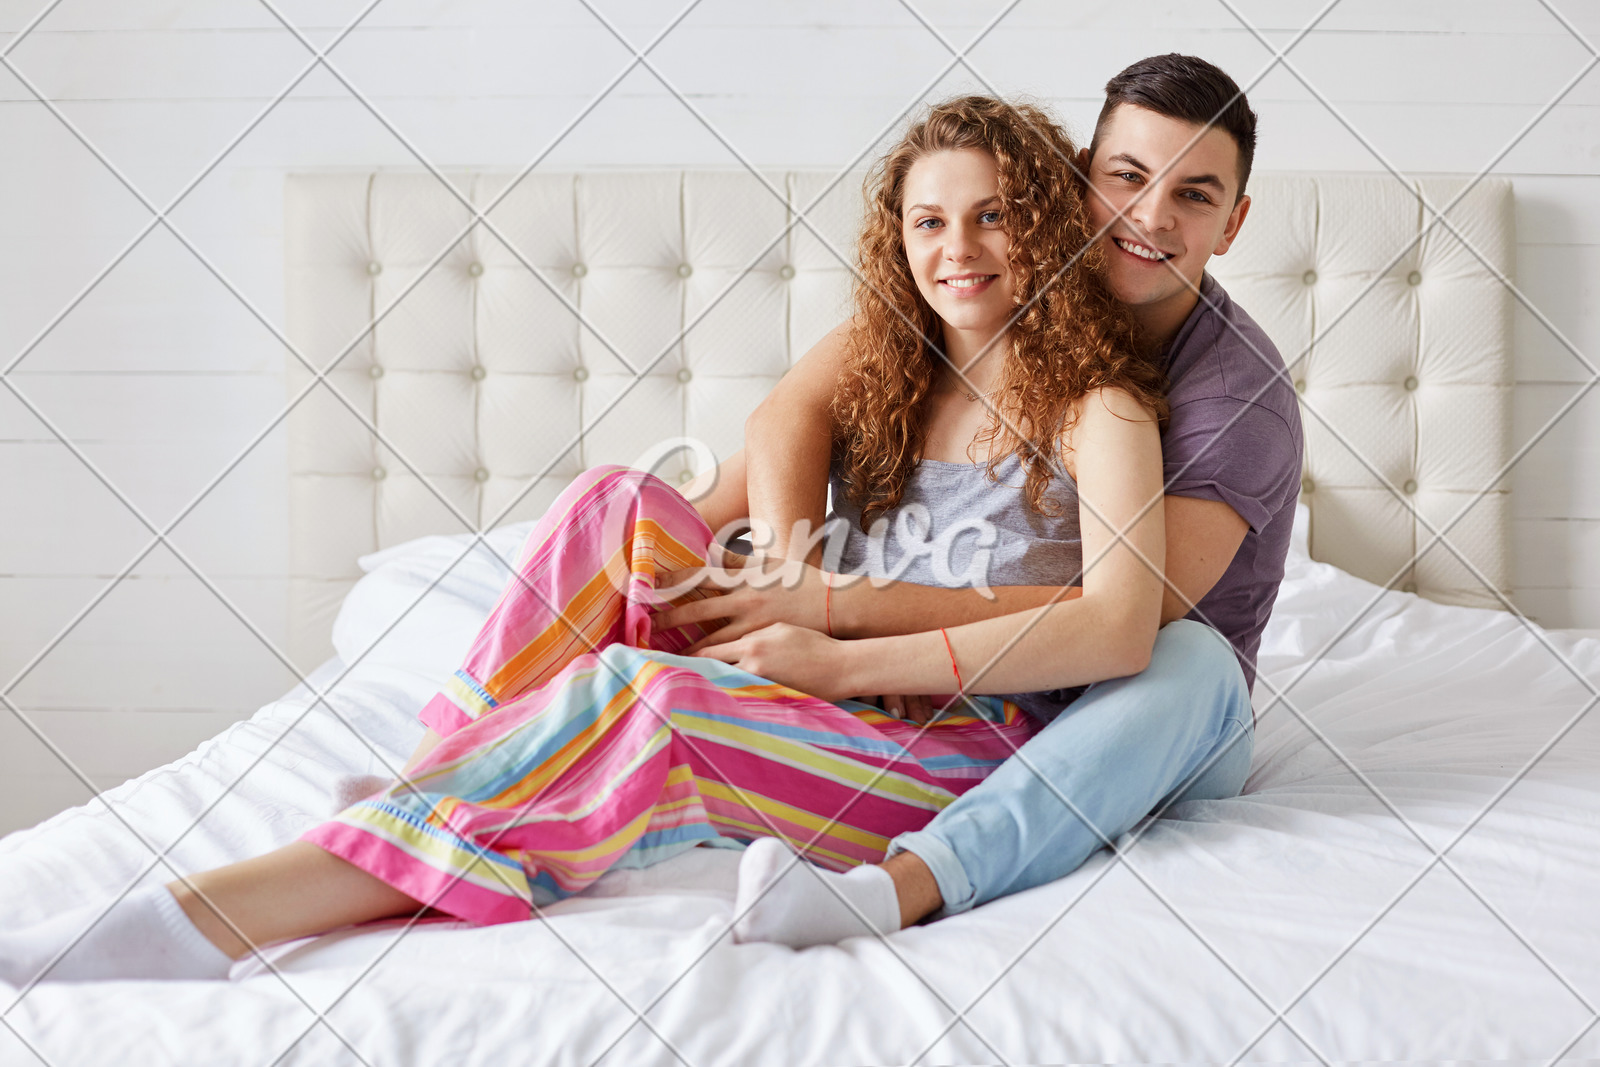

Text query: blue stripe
(355, 797), (525, 873)
(672, 706), (914, 760)
(454, 669), (499, 709)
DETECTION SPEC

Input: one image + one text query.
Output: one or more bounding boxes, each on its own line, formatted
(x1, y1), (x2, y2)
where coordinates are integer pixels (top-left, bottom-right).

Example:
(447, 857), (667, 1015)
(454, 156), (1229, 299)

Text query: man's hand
(880, 694), (939, 724)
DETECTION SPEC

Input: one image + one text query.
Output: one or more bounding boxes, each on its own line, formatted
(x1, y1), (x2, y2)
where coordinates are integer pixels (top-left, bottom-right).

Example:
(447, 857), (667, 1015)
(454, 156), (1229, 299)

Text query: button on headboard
(285, 171), (1513, 665)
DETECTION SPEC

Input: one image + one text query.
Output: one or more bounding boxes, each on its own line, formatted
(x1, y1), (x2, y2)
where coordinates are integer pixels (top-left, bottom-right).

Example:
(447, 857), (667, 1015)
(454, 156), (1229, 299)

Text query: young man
(688, 54), (1303, 946)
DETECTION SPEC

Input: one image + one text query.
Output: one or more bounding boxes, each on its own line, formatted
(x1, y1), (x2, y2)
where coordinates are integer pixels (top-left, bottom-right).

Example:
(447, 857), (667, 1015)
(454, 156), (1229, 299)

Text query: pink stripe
(301, 821), (531, 927)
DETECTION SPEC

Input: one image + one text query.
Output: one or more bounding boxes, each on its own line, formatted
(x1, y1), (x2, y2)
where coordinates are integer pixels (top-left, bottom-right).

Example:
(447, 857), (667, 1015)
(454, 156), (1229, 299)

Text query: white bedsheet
(3, 521), (1598, 1066)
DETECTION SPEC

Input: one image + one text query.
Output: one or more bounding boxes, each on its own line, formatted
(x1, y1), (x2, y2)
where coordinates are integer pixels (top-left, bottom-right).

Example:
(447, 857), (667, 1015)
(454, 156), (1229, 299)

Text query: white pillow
(330, 523), (534, 683)
(1290, 500), (1310, 560)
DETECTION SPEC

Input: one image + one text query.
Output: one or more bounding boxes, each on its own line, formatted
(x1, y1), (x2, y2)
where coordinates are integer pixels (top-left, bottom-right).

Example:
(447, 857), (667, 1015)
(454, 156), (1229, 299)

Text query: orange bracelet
(940, 627), (963, 692)
(824, 578), (834, 638)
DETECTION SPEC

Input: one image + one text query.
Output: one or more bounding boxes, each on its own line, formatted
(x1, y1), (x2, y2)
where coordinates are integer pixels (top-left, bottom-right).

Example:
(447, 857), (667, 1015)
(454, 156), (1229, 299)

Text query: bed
(2, 171), (1597, 1066)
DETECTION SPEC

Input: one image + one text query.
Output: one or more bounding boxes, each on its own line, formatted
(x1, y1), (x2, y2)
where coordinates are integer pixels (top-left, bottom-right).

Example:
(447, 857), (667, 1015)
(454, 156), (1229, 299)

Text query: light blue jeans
(885, 619), (1255, 919)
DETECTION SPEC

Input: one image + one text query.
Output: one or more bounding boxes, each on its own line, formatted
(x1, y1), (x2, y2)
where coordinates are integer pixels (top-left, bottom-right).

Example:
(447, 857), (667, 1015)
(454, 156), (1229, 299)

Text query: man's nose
(1127, 182), (1176, 234)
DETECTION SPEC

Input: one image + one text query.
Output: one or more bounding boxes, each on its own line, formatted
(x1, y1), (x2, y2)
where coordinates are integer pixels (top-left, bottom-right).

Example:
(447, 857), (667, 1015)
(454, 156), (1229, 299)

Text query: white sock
(0, 884), (235, 985)
(331, 773), (393, 814)
(731, 836), (902, 948)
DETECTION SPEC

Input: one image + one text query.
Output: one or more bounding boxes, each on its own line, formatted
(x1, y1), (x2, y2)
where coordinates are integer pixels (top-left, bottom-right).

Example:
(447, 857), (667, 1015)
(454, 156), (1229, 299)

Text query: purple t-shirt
(1161, 273), (1304, 691)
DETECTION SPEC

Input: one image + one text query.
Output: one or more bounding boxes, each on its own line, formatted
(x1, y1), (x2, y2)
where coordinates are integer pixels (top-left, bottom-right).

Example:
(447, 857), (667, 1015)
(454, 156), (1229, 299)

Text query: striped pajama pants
(300, 464), (1041, 926)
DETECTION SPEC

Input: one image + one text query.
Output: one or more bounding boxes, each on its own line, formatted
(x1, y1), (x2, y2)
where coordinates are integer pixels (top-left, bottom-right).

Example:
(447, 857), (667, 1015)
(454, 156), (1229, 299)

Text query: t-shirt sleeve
(1162, 398), (1299, 534)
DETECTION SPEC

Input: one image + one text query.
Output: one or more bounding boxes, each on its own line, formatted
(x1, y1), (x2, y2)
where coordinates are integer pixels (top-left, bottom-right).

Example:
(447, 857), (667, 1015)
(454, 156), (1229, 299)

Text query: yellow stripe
(530, 805), (657, 868)
(701, 806), (876, 867)
(677, 710), (951, 809)
(488, 545), (632, 699)
(695, 779), (893, 854)
(342, 805), (533, 897)
(485, 657), (676, 811)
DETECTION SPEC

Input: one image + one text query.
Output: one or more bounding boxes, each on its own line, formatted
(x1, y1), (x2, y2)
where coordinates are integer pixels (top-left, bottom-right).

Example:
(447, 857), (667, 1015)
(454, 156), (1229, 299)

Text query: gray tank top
(824, 451), (1088, 724)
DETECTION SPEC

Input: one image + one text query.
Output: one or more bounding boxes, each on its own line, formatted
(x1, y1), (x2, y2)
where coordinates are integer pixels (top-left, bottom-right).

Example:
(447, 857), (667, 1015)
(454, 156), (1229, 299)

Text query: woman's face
(900, 148), (1015, 341)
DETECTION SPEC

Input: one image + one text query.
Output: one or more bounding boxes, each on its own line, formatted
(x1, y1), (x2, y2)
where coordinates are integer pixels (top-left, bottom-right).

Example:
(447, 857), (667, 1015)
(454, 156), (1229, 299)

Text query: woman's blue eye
(979, 210), (1002, 224)
(916, 217), (942, 229)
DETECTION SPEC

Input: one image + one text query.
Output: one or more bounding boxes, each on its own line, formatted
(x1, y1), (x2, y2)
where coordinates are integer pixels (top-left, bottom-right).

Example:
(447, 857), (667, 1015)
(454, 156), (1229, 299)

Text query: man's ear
(1076, 145), (1091, 179)
(1213, 193), (1251, 256)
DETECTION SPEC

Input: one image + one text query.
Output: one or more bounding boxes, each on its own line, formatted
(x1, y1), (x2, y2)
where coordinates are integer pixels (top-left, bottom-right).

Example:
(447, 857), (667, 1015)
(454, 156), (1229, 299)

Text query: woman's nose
(942, 224), (981, 261)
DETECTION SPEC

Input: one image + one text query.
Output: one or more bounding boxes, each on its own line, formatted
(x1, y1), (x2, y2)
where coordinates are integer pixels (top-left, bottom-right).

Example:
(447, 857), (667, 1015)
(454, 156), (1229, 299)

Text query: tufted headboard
(284, 171), (1513, 666)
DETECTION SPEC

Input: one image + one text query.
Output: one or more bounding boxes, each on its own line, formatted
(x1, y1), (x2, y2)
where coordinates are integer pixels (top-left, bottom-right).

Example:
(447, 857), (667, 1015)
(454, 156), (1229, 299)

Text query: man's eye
(1116, 171), (1142, 183)
(1183, 190), (1211, 204)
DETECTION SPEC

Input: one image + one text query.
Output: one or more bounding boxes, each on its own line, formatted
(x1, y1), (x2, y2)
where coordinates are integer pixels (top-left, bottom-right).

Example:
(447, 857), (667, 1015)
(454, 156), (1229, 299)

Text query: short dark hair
(1089, 54), (1258, 200)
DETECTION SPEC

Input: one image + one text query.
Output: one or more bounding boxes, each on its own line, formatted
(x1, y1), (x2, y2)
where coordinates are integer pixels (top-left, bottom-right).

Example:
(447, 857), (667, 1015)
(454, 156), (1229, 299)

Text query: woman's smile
(900, 147), (1015, 353)
(939, 272), (1000, 295)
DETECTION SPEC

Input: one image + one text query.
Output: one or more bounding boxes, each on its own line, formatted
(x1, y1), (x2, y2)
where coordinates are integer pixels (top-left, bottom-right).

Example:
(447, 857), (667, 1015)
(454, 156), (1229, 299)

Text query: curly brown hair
(830, 94), (1169, 528)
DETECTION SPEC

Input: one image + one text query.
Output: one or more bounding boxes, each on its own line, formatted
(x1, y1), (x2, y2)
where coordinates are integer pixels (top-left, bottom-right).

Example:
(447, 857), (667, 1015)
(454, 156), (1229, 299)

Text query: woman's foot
(0, 885), (235, 985)
(730, 837), (901, 948)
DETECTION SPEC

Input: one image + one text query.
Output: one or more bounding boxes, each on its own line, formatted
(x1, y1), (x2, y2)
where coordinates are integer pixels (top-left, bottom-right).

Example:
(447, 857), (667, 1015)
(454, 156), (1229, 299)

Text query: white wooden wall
(2, 0), (1597, 835)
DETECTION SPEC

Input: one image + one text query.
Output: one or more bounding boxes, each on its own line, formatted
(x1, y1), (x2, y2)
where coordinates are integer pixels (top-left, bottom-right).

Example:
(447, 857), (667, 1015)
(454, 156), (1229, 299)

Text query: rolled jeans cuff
(885, 829), (976, 920)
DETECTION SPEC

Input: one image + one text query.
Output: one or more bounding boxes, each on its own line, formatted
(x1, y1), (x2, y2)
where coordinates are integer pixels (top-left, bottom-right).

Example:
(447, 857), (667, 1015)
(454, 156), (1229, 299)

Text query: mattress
(2, 510), (1597, 1066)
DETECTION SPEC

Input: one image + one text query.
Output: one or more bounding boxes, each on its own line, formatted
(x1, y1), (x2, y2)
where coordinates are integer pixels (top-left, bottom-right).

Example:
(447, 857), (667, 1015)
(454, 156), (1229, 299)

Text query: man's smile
(1112, 236), (1175, 262)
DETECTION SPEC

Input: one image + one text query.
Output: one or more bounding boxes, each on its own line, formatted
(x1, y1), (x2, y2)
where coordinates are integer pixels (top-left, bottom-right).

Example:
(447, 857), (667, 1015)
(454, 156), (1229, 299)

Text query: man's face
(1082, 104), (1251, 338)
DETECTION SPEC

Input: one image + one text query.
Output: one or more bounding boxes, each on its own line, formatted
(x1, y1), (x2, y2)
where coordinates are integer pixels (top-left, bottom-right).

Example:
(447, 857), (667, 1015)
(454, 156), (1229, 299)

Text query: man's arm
(1157, 495), (1249, 624)
(827, 493), (1248, 636)
(667, 489), (1250, 646)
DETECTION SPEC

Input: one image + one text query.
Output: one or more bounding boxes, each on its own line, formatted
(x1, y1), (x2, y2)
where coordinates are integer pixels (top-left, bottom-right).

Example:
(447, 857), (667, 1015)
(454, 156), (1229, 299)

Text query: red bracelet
(940, 627), (963, 692)
(824, 578), (834, 638)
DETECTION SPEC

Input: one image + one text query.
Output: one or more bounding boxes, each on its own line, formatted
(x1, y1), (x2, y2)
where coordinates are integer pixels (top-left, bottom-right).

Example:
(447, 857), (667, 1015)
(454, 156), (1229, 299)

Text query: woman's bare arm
(691, 387), (1165, 697)
(743, 322), (851, 563)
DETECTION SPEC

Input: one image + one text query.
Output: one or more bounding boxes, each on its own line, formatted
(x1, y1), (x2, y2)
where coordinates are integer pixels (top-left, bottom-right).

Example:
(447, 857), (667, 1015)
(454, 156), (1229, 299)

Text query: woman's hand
(692, 622), (860, 702)
(653, 542), (832, 652)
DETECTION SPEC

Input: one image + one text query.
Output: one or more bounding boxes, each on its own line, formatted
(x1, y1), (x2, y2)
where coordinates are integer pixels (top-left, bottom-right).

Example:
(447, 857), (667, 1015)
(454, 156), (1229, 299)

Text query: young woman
(0, 95), (1168, 982)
